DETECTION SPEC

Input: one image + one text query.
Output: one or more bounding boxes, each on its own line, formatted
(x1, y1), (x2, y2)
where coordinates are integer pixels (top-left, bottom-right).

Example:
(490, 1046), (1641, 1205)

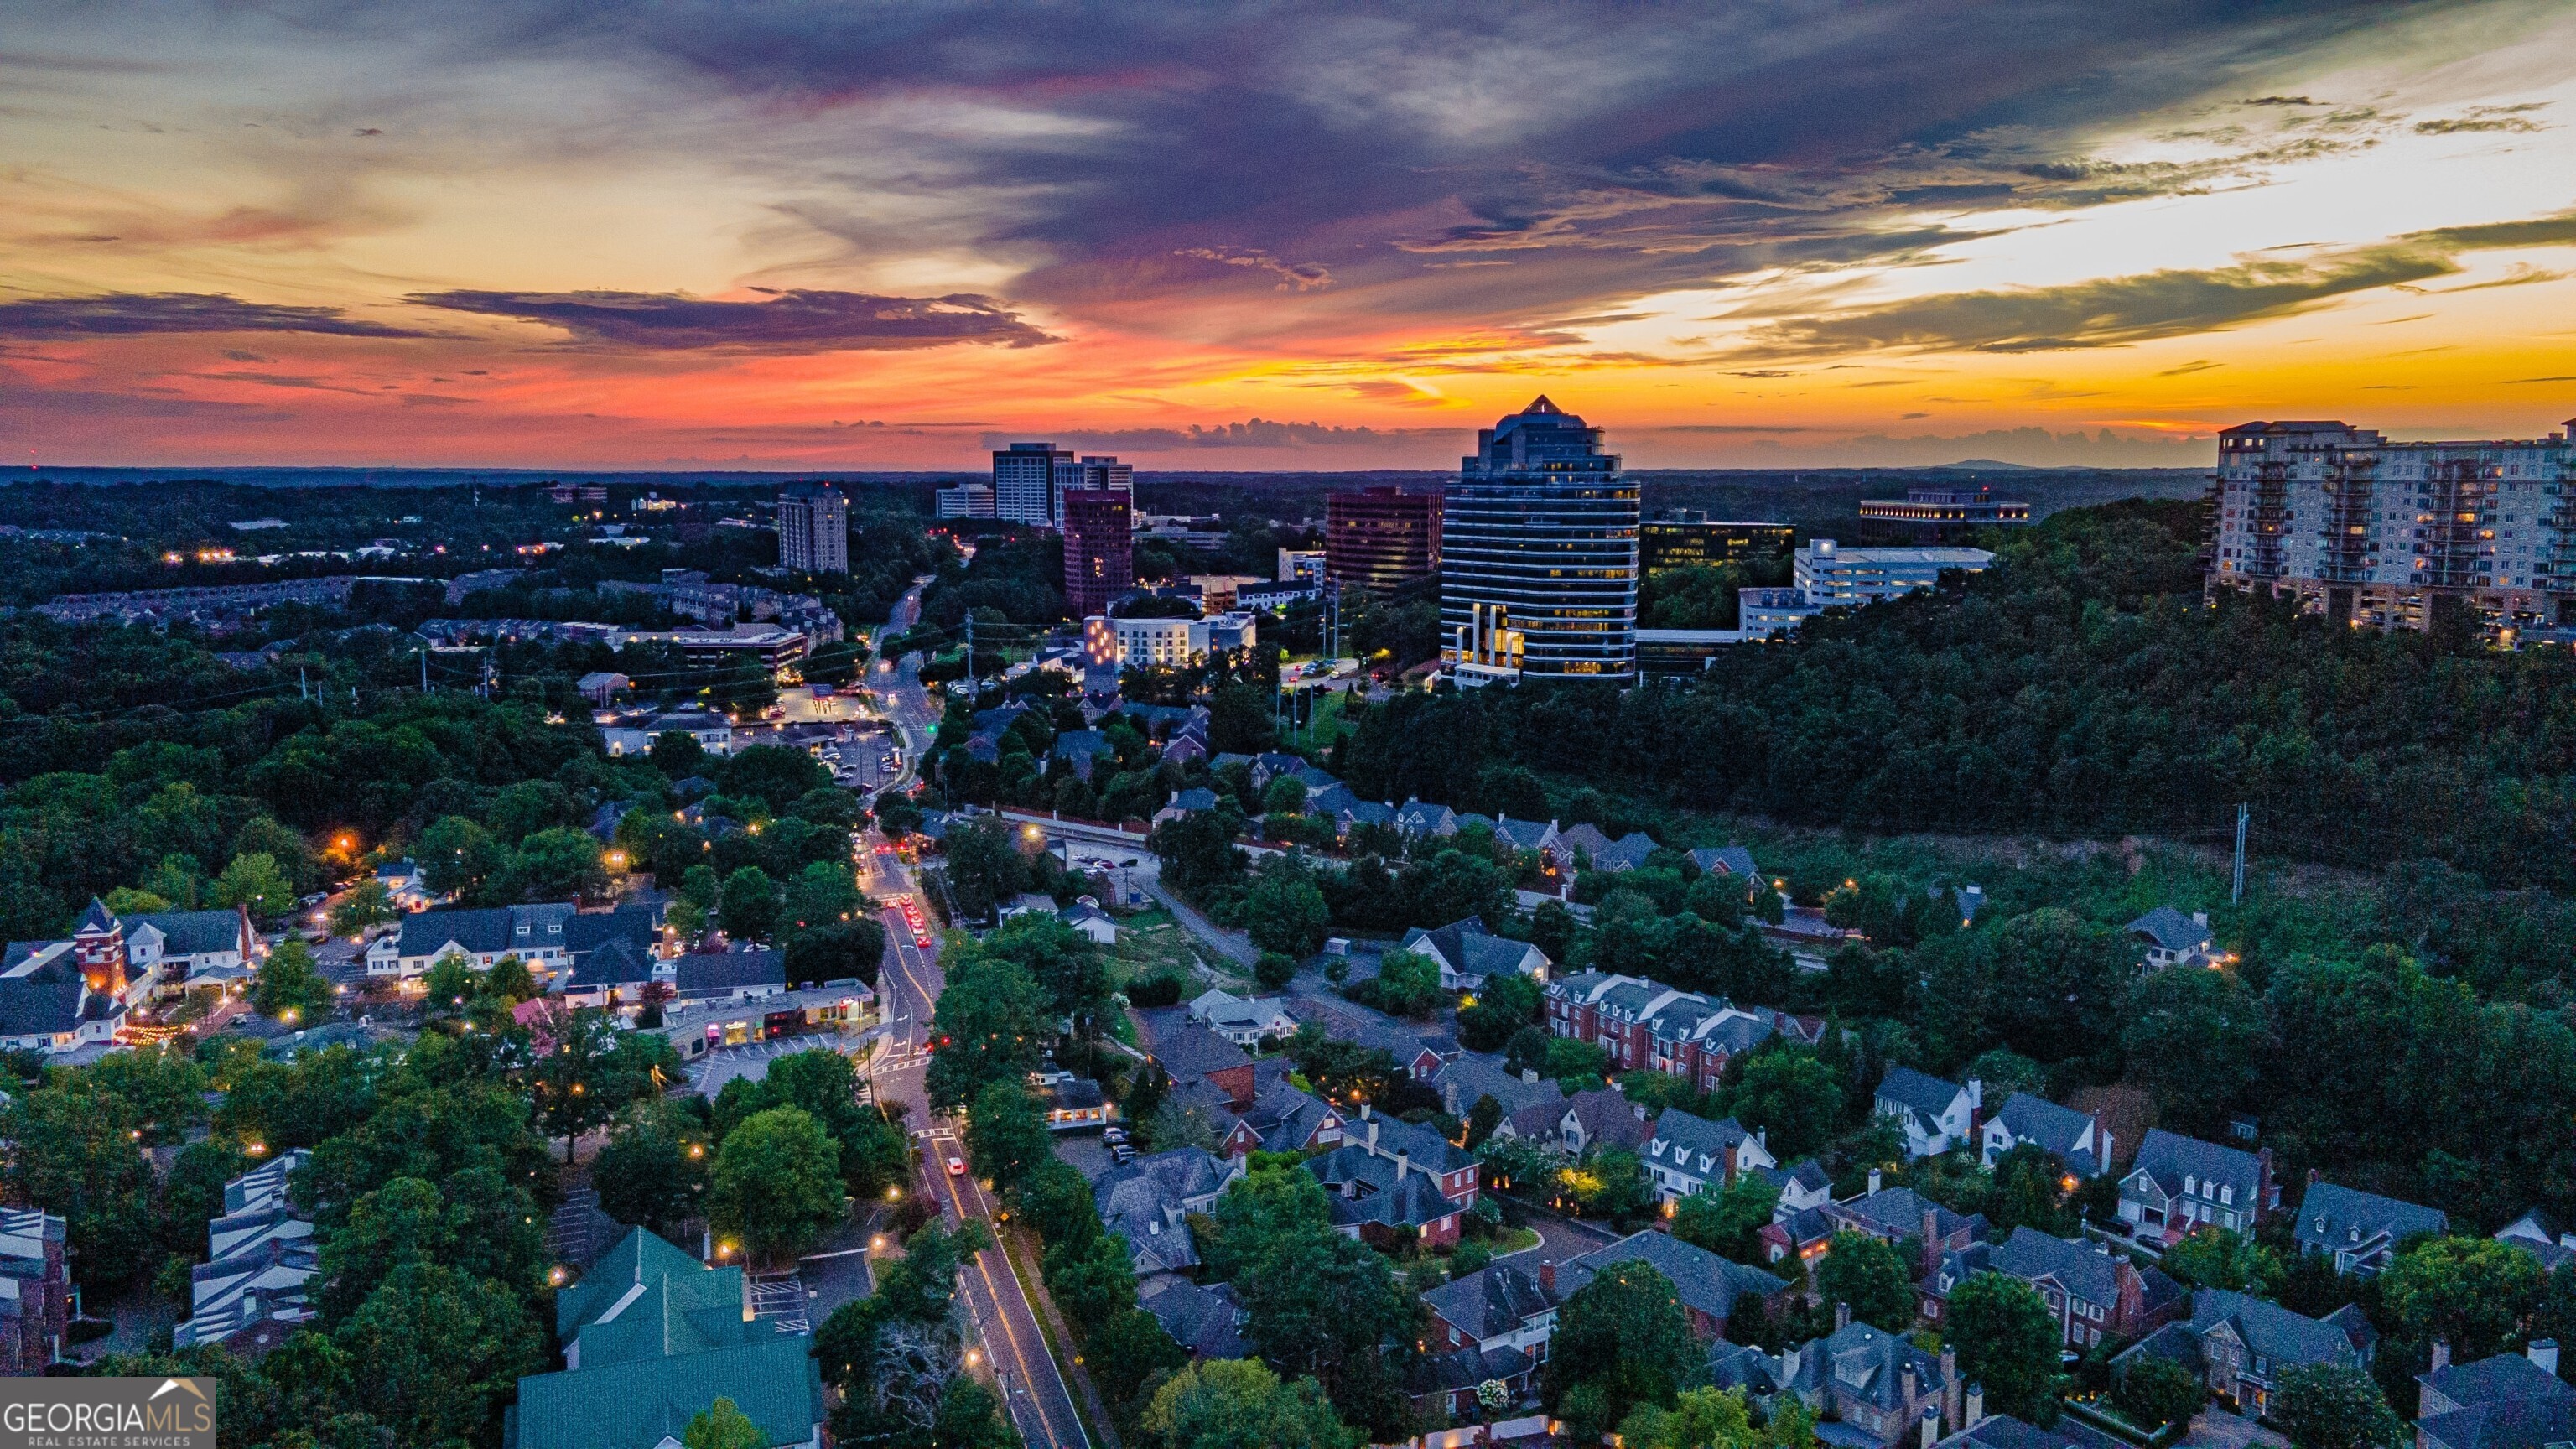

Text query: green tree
(2381, 1236), (2546, 1363)
(483, 953), (538, 1005)
(652, 730), (708, 777)
(1815, 1232), (1914, 1332)
(335, 1262), (541, 1447)
(1143, 1359), (1355, 1449)
(2115, 1356), (2207, 1433)
(2122, 967), (2267, 1135)
(1618, 1384), (1759, 1449)
(2272, 1363), (2405, 1449)
(784, 860), (867, 937)
(1089, 1306), (1191, 1420)
(594, 1101), (712, 1237)
(1372, 948), (1445, 1019)
(2162, 1228), (2281, 1293)
(417, 816), (508, 899)
(1672, 1174), (1780, 1263)
(1544, 1260), (1702, 1434)
(1727, 1049), (1842, 1158)
(720, 866), (782, 943)
(501, 827), (606, 901)
(328, 879), (398, 937)
(1246, 866), (1331, 959)
(420, 953), (475, 1010)
(967, 1079), (1053, 1193)
(709, 1105), (845, 1264)
(1, 1075), (154, 1283)
(252, 937), (333, 1022)
(1949, 1270), (2064, 1424)
(684, 1397), (770, 1449)
(925, 952), (1052, 1108)
(211, 851), (299, 919)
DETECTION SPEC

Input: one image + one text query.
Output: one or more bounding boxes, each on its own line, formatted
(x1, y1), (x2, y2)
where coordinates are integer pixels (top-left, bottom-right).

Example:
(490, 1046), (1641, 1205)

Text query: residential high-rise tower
(1062, 489), (1135, 615)
(1440, 397), (1639, 683)
(1325, 486), (1441, 594)
(776, 482), (849, 574)
(2208, 418), (2576, 635)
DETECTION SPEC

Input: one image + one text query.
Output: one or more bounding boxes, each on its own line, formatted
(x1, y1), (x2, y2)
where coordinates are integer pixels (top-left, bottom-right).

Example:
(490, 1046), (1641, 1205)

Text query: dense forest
(1343, 500), (2576, 894)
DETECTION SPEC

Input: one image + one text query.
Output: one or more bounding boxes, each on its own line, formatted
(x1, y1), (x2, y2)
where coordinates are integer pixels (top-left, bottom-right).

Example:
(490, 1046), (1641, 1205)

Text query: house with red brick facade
(1542, 971), (1815, 1093)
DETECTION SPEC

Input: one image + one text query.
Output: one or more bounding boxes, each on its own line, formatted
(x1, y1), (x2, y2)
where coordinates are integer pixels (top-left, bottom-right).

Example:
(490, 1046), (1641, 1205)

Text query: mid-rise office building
(1735, 538), (1994, 640)
(1069, 455), (1134, 515)
(935, 483), (996, 520)
(2208, 418), (2576, 634)
(1062, 488), (1135, 615)
(1325, 486), (1441, 594)
(992, 442), (1076, 527)
(775, 482), (848, 574)
(1277, 548), (1326, 583)
(1640, 515), (1794, 574)
(1857, 485), (2030, 529)
(989, 444), (1133, 527)
(1441, 397), (1639, 683)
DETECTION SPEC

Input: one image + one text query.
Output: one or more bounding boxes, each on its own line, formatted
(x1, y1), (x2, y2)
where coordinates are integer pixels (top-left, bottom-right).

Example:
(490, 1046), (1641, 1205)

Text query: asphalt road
(865, 838), (1088, 1449)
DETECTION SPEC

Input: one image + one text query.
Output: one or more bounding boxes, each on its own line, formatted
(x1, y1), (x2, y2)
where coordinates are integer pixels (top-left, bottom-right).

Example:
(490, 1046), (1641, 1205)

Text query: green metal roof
(510, 1335), (823, 1449)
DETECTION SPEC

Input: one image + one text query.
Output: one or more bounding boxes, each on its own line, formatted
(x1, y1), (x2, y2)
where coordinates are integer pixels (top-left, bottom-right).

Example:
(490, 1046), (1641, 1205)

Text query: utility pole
(2231, 802), (2249, 905)
(299, 666), (309, 702)
(420, 648), (429, 694)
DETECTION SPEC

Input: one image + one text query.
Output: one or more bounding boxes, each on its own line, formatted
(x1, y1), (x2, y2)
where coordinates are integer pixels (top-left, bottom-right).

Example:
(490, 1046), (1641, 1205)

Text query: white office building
(1088, 612), (1259, 667)
(992, 443), (1076, 527)
(936, 483), (996, 520)
(1736, 538), (1994, 640)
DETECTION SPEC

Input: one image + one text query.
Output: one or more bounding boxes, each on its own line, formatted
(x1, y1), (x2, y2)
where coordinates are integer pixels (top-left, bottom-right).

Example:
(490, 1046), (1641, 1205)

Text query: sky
(4, 0), (2574, 473)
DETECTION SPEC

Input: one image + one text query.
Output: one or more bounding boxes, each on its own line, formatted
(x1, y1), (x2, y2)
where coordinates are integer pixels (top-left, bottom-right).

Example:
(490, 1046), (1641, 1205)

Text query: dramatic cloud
(1733, 210), (2576, 356)
(407, 288), (1056, 351)
(0, 292), (427, 339)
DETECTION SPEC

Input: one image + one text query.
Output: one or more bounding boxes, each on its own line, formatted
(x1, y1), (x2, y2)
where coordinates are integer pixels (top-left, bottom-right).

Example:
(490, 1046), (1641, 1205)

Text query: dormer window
(2220, 1184), (2233, 1205)
(2184, 1175), (2198, 1195)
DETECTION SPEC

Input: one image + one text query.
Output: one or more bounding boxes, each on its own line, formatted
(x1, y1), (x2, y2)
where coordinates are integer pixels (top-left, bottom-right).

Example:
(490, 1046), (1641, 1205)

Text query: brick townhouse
(1544, 971), (1820, 1093)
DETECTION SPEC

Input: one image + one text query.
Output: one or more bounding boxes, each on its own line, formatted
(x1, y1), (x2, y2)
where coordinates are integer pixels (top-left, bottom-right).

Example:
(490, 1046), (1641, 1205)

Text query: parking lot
(688, 1036), (853, 1096)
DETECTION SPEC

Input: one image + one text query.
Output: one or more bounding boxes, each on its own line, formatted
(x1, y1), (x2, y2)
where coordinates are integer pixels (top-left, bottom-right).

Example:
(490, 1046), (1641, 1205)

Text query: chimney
(1756, 1128), (1767, 1150)
(1368, 1119), (1380, 1152)
(2193, 911), (2209, 927)
(2433, 1341), (2452, 1373)
(1868, 1168), (1883, 1196)
(1779, 1343), (1802, 1386)
(1919, 1414), (1936, 1449)
(1835, 1301), (1852, 1332)
(1395, 1149), (1410, 1179)
(2531, 1340), (2560, 1376)
(1941, 1348), (1960, 1430)
(1966, 1078), (1983, 1114)
(1521, 1067), (1540, 1084)
(1966, 1384), (1984, 1427)
(1539, 1260), (1556, 1296)
(2309, 1166), (2322, 1186)
(1634, 1102), (1649, 1121)
(1444, 1079), (1459, 1114)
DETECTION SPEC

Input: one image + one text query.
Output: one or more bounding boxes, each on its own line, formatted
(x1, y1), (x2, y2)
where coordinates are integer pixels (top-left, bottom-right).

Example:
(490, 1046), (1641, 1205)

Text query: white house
(1979, 1093), (2113, 1177)
(1057, 898), (1119, 946)
(1186, 989), (1298, 1047)
(1873, 1067), (1977, 1158)
(1642, 1109), (1777, 1204)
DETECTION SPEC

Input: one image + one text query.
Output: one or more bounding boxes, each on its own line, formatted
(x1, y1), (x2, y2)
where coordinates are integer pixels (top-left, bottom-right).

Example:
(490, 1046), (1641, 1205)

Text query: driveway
(1140, 877), (1257, 969)
(2184, 1406), (2288, 1449)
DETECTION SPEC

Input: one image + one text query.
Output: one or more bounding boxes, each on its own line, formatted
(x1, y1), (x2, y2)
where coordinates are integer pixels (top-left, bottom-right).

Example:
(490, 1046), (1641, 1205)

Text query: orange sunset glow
(5, 3), (2574, 471)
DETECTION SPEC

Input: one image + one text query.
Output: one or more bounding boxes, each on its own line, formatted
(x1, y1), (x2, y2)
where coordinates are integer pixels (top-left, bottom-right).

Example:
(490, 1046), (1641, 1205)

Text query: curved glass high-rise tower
(1440, 397), (1639, 684)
